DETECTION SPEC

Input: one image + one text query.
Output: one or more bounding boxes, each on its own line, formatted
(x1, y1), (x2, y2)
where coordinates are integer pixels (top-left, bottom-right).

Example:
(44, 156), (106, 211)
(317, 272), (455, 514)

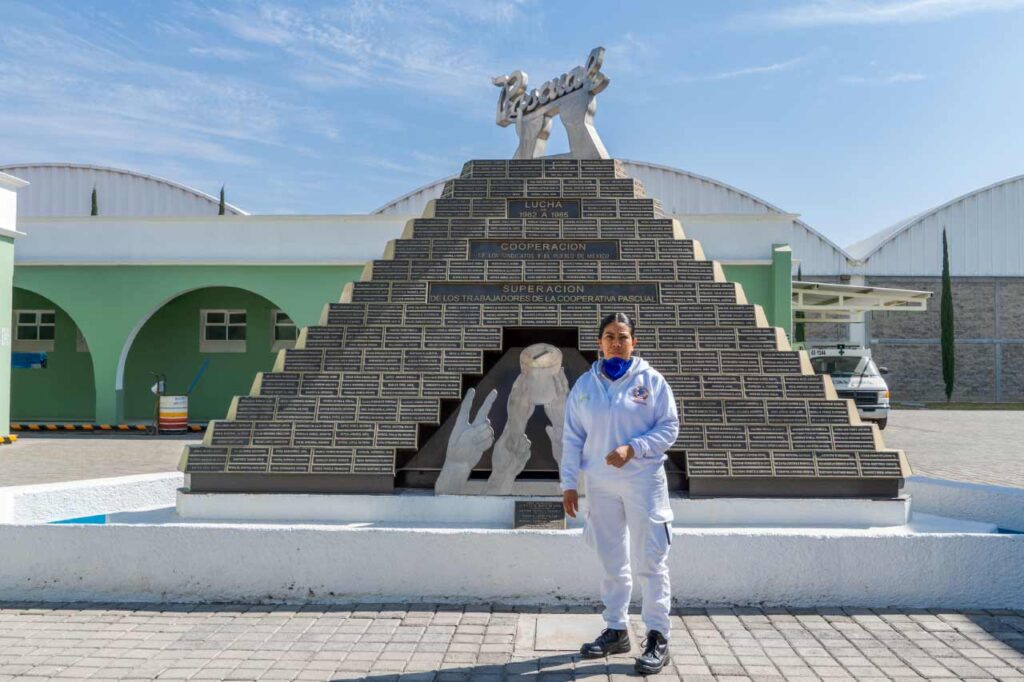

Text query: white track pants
(583, 466), (673, 637)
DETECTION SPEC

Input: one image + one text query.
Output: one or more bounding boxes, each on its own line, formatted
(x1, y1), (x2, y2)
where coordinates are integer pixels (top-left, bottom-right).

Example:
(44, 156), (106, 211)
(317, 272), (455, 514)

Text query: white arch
(114, 286), (295, 392)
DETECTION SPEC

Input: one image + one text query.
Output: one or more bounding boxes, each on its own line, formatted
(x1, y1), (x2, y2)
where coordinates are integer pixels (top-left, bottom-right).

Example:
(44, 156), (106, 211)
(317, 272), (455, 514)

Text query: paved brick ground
(0, 604), (1022, 681)
(0, 436), (196, 487)
(877, 411), (1024, 489)
(3, 410), (1022, 490)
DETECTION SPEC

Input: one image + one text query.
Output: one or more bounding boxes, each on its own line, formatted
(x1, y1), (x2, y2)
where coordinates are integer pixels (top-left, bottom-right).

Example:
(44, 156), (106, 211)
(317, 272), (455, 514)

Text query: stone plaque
(773, 451), (816, 477)
(860, 452), (902, 477)
(513, 500), (566, 529)
(253, 422), (293, 446)
(507, 198), (581, 219)
(469, 239), (617, 260)
(428, 282), (658, 304)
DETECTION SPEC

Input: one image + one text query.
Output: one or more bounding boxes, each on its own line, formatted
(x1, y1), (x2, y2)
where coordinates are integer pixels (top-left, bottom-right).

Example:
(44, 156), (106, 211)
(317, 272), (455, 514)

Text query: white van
(807, 345), (891, 429)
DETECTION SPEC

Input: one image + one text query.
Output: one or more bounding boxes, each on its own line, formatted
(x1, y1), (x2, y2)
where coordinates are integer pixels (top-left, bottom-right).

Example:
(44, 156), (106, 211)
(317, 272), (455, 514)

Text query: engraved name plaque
(469, 239), (618, 260)
(507, 199), (580, 219)
(428, 282), (658, 304)
(513, 500), (566, 529)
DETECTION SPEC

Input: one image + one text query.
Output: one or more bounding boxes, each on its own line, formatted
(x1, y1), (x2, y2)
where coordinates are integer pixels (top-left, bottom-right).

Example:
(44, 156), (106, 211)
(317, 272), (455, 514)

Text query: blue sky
(2, 0), (1023, 247)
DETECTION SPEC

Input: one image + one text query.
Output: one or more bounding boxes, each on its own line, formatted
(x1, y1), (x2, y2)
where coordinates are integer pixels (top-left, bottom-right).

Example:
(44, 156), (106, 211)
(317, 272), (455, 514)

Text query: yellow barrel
(158, 395), (189, 433)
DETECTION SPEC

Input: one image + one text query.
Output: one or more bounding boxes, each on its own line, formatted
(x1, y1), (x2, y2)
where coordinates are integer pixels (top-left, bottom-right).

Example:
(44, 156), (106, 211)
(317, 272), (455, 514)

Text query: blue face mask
(602, 356), (633, 381)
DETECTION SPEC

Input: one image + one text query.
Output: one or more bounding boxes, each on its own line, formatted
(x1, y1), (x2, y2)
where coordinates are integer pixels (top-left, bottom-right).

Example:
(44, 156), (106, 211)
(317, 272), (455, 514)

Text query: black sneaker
(579, 628), (631, 658)
(634, 630), (670, 675)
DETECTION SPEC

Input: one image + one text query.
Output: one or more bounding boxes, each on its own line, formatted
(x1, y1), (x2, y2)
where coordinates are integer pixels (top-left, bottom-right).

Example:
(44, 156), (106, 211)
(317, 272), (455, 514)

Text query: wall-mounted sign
(469, 239), (618, 260)
(506, 199), (581, 219)
(428, 282), (659, 304)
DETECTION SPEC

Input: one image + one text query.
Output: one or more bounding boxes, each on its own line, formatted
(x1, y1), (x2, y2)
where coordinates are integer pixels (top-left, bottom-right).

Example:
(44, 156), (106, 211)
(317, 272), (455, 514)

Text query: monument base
(176, 488), (910, 529)
(187, 473), (393, 494)
(689, 477), (902, 499)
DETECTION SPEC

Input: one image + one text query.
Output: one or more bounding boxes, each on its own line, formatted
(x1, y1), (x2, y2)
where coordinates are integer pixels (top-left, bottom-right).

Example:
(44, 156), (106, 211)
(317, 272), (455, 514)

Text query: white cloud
(606, 33), (655, 75)
(841, 72), (927, 84)
(677, 56), (809, 82)
(201, 1), (513, 100)
(188, 46), (260, 61)
(0, 10), (340, 171)
(743, 0), (1024, 28)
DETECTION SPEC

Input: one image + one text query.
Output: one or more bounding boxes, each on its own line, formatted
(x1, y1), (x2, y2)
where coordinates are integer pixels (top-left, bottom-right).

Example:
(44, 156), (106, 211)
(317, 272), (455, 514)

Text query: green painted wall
(723, 264), (774, 322)
(12, 265), (363, 423)
(123, 288), (279, 422)
(11, 289), (96, 421)
(771, 245), (794, 339)
(722, 247), (793, 335)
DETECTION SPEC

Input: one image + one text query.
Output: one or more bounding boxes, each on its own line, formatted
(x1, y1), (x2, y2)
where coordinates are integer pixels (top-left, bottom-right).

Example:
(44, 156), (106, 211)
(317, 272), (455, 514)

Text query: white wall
(15, 215), (406, 265)
(0, 172), (29, 235)
(678, 214), (795, 262)
(15, 212), (810, 267)
(0, 523), (1021, 607)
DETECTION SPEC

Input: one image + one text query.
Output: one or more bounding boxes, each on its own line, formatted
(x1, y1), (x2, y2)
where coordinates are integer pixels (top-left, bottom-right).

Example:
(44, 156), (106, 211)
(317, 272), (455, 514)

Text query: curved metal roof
(0, 163), (248, 217)
(846, 174), (1024, 276)
(847, 174), (1024, 259)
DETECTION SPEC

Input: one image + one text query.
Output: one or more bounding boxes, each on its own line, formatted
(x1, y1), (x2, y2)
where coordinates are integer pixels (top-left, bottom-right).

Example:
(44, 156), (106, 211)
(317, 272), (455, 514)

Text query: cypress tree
(90, 187), (98, 216)
(940, 228), (955, 401)
(794, 265), (806, 344)
(218, 185), (226, 215)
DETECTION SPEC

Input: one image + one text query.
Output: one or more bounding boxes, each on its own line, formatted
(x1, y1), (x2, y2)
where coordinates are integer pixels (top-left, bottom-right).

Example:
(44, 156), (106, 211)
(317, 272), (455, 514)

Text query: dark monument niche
(395, 345), (591, 488)
(180, 158), (908, 499)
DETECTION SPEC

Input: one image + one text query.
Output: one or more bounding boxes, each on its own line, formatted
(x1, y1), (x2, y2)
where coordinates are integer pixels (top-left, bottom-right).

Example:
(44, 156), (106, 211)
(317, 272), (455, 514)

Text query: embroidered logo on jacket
(630, 384), (650, 404)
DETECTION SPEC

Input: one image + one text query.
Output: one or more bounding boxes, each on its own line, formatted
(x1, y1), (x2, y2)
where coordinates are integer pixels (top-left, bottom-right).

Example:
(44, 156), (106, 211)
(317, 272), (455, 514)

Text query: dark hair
(598, 312), (636, 339)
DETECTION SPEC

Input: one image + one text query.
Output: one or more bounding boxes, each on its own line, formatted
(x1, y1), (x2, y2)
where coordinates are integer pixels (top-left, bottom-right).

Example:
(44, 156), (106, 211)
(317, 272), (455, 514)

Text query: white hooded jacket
(559, 356), (680, 491)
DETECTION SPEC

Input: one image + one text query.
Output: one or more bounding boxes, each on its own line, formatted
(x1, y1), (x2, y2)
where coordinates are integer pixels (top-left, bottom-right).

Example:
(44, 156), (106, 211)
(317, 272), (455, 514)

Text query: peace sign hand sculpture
(435, 387), (499, 495)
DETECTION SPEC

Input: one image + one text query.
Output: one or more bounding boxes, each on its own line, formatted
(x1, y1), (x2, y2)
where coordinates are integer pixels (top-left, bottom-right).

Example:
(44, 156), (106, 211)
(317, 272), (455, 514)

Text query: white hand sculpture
(486, 377), (534, 495)
(544, 369), (570, 467)
(435, 387), (498, 495)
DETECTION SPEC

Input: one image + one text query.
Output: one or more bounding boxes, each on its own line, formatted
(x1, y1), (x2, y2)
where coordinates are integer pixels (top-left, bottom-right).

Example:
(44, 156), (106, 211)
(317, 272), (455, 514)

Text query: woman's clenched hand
(605, 444), (635, 468)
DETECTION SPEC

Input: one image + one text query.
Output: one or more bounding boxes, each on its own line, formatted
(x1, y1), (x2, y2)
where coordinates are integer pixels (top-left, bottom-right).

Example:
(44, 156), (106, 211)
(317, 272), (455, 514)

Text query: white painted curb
(0, 523), (1021, 607)
(177, 490), (909, 528)
(907, 476), (1024, 532)
(0, 473), (182, 523)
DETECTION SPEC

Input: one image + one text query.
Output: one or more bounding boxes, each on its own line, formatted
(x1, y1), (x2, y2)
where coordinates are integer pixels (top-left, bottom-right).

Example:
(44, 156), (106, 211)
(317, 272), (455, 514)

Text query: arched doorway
(121, 287), (297, 423)
(10, 287), (97, 421)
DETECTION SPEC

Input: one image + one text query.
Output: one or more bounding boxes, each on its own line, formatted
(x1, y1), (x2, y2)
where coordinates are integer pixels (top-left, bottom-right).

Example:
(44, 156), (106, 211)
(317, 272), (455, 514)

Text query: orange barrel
(158, 395), (189, 433)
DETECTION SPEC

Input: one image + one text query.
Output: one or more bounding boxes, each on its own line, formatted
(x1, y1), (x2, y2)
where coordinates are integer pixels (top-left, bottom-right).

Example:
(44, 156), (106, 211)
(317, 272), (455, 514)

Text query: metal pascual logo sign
(492, 47), (610, 160)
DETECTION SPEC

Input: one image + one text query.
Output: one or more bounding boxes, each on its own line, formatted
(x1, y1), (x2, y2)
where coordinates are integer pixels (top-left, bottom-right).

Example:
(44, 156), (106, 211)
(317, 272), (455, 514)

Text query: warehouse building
(847, 175), (1024, 403)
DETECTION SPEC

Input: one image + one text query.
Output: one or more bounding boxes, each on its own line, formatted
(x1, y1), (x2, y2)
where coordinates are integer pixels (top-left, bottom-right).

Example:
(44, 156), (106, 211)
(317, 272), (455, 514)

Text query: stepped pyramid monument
(179, 47), (910, 498)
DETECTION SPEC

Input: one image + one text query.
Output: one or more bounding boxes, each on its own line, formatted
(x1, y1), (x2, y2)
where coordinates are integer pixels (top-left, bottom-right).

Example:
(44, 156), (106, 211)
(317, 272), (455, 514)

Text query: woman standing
(561, 312), (679, 675)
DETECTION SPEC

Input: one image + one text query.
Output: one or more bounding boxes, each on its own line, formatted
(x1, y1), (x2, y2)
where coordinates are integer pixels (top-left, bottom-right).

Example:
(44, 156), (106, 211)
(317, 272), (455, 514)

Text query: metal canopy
(793, 280), (931, 323)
